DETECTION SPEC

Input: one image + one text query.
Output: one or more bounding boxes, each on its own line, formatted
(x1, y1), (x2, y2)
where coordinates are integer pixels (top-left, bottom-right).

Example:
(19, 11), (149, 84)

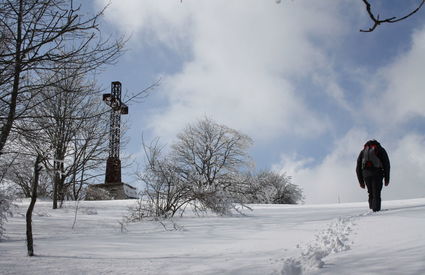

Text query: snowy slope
(1, 198), (424, 275)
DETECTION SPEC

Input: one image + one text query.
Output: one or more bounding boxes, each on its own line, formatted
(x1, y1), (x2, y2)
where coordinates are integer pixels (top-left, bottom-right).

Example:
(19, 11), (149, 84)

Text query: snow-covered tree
(171, 117), (253, 214)
(137, 138), (190, 218)
(5, 156), (51, 198)
(0, 188), (12, 240)
(137, 117), (254, 217)
(19, 71), (109, 208)
(245, 170), (303, 204)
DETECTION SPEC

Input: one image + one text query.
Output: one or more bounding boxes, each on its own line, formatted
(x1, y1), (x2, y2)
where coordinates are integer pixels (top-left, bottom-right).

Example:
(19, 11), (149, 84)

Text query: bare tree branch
(0, 0), (125, 156)
(360, 0), (425, 32)
(123, 78), (160, 104)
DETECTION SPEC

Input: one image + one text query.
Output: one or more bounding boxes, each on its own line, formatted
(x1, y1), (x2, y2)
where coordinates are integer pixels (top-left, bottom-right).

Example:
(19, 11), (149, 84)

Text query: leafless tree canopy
(0, 0), (124, 156)
(6, 157), (50, 198)
(137, 118), (255, 217)
(11, 69), (110, 208)
(138, 138), (191, 218)
(172, 118), (254, 214)
(360, 0), (425, 32)
(172, 117), (253, 192)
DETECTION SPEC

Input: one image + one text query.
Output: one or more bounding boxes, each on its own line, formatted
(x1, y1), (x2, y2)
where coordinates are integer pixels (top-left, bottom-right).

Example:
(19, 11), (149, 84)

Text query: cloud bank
(277, 26), (425, 203)
(96, 0), (351, 141)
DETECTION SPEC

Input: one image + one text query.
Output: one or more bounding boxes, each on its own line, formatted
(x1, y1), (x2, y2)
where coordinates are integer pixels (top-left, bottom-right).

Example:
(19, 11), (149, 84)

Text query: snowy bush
(138, 117), (254, 218)
(244, 171), (304, 204)
(122, 197), (184, 232)
(171, 118), (253, 215)
(138, 139), (191, 218)
(0, 190), (13, 240)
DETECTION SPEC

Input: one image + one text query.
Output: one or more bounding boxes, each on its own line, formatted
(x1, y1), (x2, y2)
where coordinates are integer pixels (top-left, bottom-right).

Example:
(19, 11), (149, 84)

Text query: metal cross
(103, 81), (128, 184)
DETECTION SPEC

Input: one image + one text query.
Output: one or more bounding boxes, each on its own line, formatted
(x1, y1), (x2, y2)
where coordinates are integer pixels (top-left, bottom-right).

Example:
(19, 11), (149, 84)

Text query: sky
(88, 0), (425, 204)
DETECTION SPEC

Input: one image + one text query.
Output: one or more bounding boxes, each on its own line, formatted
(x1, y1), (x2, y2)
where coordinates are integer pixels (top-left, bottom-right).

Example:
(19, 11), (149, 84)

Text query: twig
(360, 0), (425, 32)
(72, 199), (80, 229)
(123, 78), (160, 104)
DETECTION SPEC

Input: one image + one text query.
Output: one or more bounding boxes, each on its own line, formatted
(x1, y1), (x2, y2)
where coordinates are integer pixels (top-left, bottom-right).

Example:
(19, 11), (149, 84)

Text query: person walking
(356, 139), (390, 212)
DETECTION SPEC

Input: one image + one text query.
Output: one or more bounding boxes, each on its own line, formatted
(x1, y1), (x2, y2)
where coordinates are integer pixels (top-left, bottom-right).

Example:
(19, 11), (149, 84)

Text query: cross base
(87, 182), (138, 200)
(105, 157), (122, 184)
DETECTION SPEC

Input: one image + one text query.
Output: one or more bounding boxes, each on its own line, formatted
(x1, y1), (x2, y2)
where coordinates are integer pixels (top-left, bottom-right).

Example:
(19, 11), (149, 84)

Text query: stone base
(87, 182), (138, 200)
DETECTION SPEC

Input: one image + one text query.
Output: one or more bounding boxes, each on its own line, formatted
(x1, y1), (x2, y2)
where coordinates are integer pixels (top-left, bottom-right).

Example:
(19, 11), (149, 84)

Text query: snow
(1, 198), (425, 274)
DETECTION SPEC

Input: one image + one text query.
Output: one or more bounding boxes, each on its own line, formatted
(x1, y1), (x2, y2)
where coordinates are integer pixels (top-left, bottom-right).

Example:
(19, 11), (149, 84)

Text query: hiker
(356, 139), (390, 212)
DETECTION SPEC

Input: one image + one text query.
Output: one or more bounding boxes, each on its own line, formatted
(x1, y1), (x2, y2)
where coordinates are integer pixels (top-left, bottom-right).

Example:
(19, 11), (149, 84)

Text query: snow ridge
(281, 216), (354, 275)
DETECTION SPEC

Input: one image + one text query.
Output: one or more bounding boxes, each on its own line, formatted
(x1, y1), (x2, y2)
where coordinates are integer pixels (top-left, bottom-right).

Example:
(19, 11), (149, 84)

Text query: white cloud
(364, 25), (425, 126)
(95, 0), (192, 50)
(275, 129), (425, 204)
(275, 23), (425, 203)
(388, 134), (425, 200)
(273, 21), (425, 204)
(97, 0), (351, 142)
(274, 128), (369, 204)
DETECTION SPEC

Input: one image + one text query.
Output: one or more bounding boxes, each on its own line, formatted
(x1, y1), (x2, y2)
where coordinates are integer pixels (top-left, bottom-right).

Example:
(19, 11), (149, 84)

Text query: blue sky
(90, 0), (425, 204)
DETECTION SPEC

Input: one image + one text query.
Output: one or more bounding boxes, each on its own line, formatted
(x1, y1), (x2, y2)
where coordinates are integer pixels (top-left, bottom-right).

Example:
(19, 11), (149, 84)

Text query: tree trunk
(52, 159), (62, 209)
(0, 0), (23, 155)
(53, 172), (58, 209)
(26, 154), (42, 257)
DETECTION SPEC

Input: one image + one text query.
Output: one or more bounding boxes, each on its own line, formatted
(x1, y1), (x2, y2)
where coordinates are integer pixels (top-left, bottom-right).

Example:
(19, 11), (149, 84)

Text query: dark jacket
(356, 140), (390, 185)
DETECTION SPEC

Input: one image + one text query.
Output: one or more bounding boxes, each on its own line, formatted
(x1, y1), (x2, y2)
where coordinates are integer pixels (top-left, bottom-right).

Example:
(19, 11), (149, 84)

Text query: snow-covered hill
(1, 198), (424, 274)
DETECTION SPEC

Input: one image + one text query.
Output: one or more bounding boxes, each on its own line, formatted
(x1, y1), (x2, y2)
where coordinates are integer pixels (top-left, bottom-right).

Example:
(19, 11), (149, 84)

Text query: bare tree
(23, 71), (109, 208)
(137, 138), (192, 218)
(5, 157), (51, 198)
(1, 129), (52, 199)
(135, 118), (254, 218)
(0, 0), (124, 157)
(26, 153), (43, 256)
(360, 0), (425, 32)
(171, 117), (253, 215)
(67, 118), (109, 201)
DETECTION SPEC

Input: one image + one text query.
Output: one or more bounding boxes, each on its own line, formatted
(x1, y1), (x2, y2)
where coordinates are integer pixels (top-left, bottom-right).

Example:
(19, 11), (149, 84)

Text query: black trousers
(364, 175), (383, 212)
